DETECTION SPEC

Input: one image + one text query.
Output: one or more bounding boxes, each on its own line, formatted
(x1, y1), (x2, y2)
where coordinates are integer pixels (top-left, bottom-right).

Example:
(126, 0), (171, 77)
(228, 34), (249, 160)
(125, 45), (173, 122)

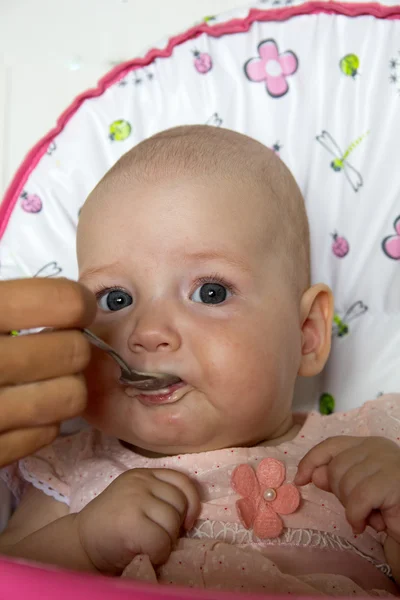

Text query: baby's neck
(260, 422), (302, 447)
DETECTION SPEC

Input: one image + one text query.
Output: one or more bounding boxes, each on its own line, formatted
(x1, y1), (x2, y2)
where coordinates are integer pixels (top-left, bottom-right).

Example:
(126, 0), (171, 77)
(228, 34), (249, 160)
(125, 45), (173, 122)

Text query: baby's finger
(144, 496), (182, 545)
(346, 474), (387, 533)
(336, 460), (380, 507)
(308, 465), (330, 492)
(295, 437), (364, 486)
(368, 511), (386, 532)
(150, 479), (188, 522)
(136, 516), (172, 565)
(151, 469), (201, 529)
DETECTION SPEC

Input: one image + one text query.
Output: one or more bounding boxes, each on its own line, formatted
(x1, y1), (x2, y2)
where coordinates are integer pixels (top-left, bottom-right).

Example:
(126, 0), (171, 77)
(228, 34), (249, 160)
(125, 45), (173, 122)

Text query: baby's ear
(298, 284), (334, 377)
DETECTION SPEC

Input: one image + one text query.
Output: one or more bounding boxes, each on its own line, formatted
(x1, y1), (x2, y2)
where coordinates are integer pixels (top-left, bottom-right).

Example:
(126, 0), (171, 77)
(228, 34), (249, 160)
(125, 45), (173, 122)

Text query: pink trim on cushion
(1, 2), (399, 240)
(0, 556), (307, 600)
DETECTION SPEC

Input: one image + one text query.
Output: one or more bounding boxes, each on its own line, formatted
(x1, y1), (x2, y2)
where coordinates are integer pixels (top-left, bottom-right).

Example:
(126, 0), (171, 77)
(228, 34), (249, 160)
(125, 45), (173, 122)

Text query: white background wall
(0, 0), (247, 197)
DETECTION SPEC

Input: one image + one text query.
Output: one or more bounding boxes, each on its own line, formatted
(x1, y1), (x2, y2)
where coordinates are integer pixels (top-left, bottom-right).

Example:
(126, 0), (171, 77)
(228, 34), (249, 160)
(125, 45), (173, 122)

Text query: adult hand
(0, 277), (96, 467)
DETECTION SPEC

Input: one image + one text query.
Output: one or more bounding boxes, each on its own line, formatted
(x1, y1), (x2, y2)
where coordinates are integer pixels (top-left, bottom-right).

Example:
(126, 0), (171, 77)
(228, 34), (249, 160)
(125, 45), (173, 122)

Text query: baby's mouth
(124, 380), (190, 405)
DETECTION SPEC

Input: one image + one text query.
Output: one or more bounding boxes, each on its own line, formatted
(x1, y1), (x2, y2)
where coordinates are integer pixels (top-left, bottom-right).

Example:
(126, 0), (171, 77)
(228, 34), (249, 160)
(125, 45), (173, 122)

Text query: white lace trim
(18, 462), (70, 506)
(187, 521), (392, 578)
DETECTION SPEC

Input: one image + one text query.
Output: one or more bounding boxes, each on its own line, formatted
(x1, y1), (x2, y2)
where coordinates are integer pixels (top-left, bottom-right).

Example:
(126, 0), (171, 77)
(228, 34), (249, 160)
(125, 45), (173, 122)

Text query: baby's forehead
(79, 126), (309, 293)
(93, 169), (282, 247)
(79, 174), (275, 278)
(83, 154), (289, 271)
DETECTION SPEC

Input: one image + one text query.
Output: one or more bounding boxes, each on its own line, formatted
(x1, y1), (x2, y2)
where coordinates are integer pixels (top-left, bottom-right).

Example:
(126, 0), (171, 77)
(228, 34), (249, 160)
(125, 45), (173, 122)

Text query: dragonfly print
(316, 130), (368, 192)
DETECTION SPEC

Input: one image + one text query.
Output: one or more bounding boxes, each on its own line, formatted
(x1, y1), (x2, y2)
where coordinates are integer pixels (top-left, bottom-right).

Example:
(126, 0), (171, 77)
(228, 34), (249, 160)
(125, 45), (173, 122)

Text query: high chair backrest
(1, 0), (399, 417)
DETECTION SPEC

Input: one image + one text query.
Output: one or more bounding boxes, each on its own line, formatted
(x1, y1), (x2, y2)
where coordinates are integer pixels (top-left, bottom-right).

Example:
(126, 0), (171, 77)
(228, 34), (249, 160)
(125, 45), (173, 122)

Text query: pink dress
(2, 395), (400, 596)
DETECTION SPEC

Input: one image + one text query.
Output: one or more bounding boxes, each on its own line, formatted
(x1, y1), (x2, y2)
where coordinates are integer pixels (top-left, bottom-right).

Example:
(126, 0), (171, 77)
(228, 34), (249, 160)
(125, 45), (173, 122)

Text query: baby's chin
(84, 384), (213, 452)
(117, 422), (221, 457)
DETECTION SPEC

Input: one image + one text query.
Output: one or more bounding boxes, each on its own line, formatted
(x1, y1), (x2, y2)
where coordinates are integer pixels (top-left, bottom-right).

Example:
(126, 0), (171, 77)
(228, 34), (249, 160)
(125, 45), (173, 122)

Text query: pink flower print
(244, 39), (298, 98)
(193, 49), (212, 74)
(231, 458), (300, 539)
(20, 191), (42, 214)
(382, 216), (400, 260)
(332, 232), (349, 258)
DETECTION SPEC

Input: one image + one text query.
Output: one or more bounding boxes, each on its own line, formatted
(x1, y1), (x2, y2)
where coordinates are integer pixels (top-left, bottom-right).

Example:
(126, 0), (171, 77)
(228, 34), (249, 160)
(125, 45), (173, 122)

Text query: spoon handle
(82, 329), (144, 380)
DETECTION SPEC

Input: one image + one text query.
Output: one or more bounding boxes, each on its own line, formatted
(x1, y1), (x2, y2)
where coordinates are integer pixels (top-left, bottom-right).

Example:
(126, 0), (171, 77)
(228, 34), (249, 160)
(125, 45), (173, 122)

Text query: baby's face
(78, 174), (303, 454)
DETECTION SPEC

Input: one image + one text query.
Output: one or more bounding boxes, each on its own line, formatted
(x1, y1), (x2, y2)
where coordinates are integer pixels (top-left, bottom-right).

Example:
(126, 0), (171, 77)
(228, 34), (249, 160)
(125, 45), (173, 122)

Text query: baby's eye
(97, 289), (133, 312)
(191, 282), (231, 305)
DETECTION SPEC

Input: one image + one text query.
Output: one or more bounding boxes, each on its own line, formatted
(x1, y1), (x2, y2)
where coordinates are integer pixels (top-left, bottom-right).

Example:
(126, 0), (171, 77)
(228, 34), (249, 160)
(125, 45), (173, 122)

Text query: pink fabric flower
(244, 39), (298, 98)
(231, 458), (300, 539)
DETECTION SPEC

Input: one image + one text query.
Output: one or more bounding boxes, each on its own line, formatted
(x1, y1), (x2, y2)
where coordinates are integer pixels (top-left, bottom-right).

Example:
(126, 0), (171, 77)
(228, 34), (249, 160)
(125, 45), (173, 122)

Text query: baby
(1, 126), (400, 596)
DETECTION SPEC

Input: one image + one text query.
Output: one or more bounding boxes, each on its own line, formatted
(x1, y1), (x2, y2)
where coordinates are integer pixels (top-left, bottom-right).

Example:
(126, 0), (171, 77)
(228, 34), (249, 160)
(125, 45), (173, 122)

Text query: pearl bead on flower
(263, 487), (276, 501)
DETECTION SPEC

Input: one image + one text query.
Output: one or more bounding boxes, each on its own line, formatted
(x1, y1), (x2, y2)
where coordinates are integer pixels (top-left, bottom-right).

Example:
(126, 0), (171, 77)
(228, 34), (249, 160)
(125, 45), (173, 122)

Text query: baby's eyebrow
(79, 262), (123, 280)
(182, 250), (253, 275)
(79, 254), (253, 280)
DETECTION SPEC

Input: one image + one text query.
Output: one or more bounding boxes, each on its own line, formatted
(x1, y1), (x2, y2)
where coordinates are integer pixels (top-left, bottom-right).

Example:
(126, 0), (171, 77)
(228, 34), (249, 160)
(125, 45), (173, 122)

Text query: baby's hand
(76, 468), (201, 575)
(295, 436), (400, 541)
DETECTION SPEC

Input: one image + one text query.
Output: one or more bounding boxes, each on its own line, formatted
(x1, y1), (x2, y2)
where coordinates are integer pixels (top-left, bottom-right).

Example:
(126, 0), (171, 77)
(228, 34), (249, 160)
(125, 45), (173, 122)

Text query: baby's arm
(0, 468), (200, 575)
(0, 485), (97, 571)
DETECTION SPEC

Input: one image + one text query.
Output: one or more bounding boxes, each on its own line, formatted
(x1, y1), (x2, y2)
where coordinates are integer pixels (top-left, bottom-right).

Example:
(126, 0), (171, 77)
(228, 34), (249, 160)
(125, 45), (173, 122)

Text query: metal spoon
(82, 329), (181, 391)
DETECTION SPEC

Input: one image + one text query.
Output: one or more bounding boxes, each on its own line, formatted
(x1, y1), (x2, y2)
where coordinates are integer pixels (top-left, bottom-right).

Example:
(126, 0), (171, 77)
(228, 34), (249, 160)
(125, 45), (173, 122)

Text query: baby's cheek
(203, 319), (263, 367)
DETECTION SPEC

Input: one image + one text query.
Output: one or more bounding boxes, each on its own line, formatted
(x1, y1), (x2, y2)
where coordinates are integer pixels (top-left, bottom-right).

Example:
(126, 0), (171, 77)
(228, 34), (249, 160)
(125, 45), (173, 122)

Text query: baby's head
(78, 125), (333, 456)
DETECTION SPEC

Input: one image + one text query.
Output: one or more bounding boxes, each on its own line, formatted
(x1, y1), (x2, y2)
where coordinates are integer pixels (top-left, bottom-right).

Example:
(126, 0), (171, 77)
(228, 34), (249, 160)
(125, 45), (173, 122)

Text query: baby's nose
(128, 312), (181, 354)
